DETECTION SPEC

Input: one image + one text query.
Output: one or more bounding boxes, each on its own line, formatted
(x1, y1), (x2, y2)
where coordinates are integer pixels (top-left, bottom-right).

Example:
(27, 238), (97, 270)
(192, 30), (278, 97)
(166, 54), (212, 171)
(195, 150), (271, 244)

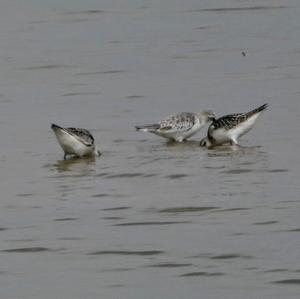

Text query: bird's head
(197, 110), (216, 123)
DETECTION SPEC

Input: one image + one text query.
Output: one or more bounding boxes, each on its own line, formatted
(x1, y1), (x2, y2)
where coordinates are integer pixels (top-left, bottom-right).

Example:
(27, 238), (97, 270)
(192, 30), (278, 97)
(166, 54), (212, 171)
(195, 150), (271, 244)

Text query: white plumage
(51, 124), (101, 159)
(200, 104), (268, 148)
(135, 111), (215, 142)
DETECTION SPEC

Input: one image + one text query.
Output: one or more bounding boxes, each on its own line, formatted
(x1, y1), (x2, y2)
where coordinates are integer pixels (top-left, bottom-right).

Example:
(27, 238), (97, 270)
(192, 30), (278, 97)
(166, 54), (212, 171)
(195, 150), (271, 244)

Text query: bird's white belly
(231, 114), (259, 139)
(55, 131), (92, 157)
(211, 128), (231, 144)
(212, 113), (261, 144)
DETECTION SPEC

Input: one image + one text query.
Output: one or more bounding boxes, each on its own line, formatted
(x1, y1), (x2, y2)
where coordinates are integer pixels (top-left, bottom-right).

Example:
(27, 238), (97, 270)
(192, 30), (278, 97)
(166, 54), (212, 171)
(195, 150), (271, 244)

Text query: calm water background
(0, 0), (300, 298)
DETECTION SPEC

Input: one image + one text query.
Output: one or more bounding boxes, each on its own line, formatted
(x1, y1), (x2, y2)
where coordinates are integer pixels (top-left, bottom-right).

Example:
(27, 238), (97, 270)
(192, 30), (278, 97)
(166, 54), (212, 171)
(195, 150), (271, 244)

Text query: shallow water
(1, 0), (300, 298)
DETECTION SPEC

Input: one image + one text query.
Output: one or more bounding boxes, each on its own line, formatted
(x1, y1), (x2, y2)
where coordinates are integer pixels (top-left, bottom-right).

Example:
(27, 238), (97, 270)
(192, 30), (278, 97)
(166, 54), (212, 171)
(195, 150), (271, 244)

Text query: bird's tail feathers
(246, 103), (268, 117)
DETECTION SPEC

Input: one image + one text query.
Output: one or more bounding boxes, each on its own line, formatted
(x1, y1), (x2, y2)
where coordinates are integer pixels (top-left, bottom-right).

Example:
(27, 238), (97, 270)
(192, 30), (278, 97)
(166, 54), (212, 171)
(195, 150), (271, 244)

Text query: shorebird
(200, 103), (268, 148)
(135, 111), (216, 142)
(51, 124), (101, 159)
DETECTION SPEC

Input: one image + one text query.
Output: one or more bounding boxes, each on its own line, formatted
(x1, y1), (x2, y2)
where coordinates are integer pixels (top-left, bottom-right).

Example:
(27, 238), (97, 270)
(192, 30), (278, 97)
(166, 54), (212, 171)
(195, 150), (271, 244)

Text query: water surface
(0, 0), (300, 298)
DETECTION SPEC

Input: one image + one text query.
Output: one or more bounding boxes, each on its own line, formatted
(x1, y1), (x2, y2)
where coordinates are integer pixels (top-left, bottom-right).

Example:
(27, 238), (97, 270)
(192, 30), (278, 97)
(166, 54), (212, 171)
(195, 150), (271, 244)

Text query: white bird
(51, 124), (101, 159)
(135, 111), (216, 142)
(200, 103), (268, 148)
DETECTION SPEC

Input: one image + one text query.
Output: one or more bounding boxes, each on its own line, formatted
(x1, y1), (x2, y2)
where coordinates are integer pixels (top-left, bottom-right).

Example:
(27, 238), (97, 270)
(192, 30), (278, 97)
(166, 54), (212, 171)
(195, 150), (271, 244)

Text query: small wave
(54, 217), (79, 222)
(1, 247), (54, 253)
(271, 279), (300, 284)
(114, 221), (189, 226)
(210, 253), (253, 260)
(180, 271), (224, 277)
(102, 206), (131, 211)
(147, 263), (192, 268)
(88, 250), (164, 256)
(186, 6), (288, 13)
(165, 174), (189, 179)
(158, 207), (219, 213)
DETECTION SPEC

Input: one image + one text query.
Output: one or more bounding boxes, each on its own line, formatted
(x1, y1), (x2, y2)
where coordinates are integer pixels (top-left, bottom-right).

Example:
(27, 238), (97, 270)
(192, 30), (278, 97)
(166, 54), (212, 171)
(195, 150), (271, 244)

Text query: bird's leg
(230, 138), (241, 150)
(230, 138), (239, 146)
(177, 137), (184, 142)
(199, 137), (207, 147)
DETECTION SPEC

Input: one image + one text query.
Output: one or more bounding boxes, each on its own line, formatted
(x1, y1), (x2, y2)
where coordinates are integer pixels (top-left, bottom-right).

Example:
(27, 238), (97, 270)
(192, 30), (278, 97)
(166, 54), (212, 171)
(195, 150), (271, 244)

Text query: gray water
(1, 0), (300, 298)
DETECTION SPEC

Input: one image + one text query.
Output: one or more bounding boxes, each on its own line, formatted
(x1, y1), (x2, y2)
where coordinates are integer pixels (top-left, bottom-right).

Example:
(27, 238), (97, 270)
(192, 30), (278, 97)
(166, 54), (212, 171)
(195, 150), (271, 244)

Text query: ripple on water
(75, 70), (127, 76)
(267, 169), (289, 173)
(186, 6), (288, 13)
(92, 193), (130, 199)
(165, 174), (189, 179)
(264, 269), (290, 273)
(253, 221), (279, 225)
(16, 193), (34, 197)
(193, 253), (253, 260)
(101, 206), (131, 211)
(158, 207), (219, 213)
(124, 95), (145, 99)
(142, 173), (158, 178)
(221, 169), (254, 174)
(95, 173), (111, 177)
(62, 92), (101, 97)
(179, 271), (225, 277)
(53, 218), (79, 222)
(1, 247), (55, 253)
(210, 254), (253, 260)
(213, 208), (251, 213)
(271, 279), (300, 284)
(194, 25), (211, 30)
(101, 216), (125, 220)
(20, 64), (73, 70)
(64, 10), (105, 15)
(113, 221), (190, 226)
(91, 193), (111, 198)
(88, 250), (164, 256)
(102, 268), (134, 273)
(105, 173), (144, 179)
(146, 263), (192, 268)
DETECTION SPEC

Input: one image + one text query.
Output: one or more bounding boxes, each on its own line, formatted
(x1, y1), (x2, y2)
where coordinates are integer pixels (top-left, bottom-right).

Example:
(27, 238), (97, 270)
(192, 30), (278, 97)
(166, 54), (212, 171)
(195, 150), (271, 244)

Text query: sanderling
(51, 124), (101, 159)
(135, 111), (216, 142)
(200, 103), (268, 148)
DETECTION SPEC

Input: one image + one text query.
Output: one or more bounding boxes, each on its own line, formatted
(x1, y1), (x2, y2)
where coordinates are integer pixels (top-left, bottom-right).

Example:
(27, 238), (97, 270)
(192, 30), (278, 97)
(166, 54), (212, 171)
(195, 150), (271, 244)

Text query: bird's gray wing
(66, 127), (94, 146)
(159, 112), (196, 132)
